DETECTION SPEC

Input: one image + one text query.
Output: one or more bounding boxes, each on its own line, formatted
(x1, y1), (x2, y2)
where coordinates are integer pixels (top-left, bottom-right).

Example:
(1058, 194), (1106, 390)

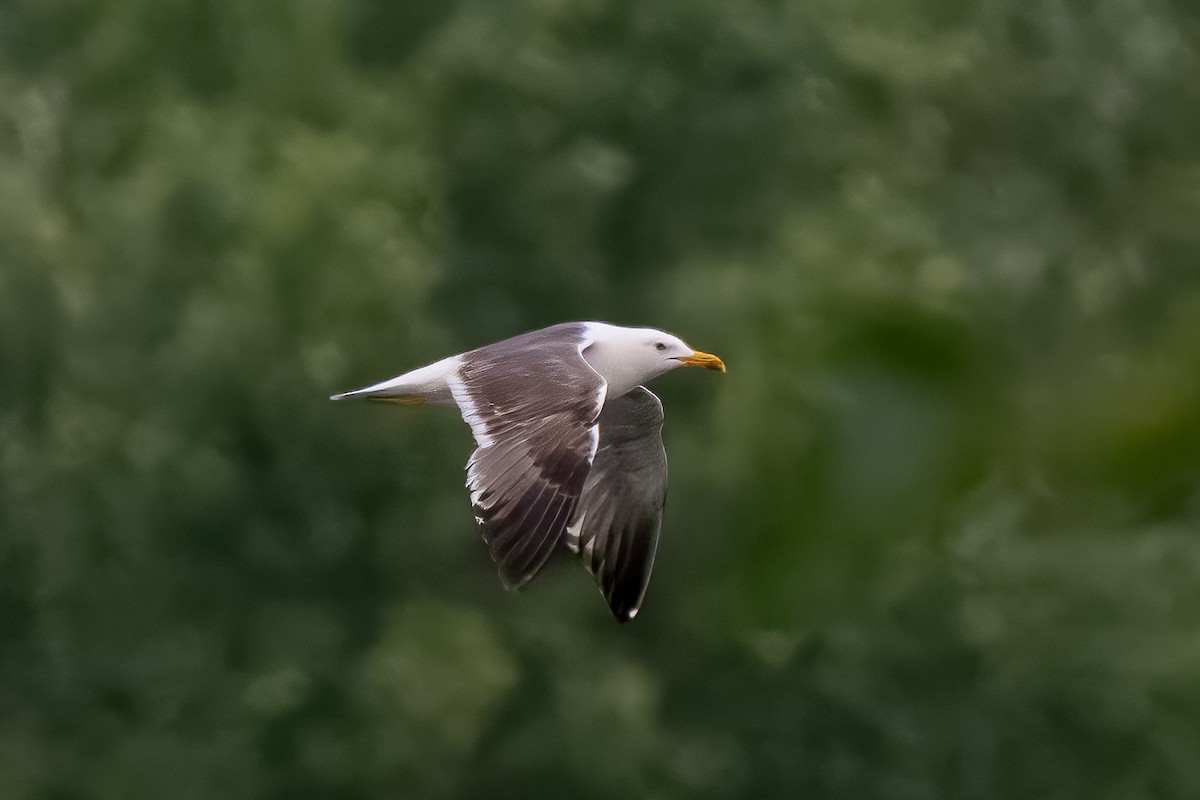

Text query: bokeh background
(4, 0), (1200, 797)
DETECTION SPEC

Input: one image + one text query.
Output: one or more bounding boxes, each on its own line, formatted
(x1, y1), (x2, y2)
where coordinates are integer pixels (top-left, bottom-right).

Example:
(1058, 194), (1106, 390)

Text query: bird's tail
(329, 380), (426, 404)
(329, 356), (457, 404)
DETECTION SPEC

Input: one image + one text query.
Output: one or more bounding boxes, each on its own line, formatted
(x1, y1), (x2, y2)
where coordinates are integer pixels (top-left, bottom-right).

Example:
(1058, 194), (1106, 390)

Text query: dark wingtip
(611, 603), (640, 624)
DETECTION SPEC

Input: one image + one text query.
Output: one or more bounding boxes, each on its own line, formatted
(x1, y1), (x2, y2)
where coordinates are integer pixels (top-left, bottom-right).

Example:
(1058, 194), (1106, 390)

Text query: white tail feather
(329, 355), (460, 403)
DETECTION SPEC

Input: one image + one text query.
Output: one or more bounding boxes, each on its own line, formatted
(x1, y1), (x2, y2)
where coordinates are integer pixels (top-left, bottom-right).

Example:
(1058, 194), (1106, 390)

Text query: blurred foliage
(3, 0), (1200, 797)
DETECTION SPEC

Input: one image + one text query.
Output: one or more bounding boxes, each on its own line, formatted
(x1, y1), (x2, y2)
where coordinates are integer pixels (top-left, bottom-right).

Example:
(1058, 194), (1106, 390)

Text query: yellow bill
(675, 350), (726, 372)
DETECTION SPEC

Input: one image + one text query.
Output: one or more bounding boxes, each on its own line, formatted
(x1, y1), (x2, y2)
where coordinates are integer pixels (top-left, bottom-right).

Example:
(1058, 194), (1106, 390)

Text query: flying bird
(330, 322), (725, 622)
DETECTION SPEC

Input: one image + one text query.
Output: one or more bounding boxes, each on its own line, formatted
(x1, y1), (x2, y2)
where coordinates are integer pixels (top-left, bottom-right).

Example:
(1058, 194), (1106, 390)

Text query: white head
(581, 322), (725, 398)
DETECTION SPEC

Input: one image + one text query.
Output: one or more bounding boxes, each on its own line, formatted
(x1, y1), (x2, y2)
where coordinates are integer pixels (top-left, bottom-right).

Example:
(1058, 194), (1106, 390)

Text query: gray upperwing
(567, 386), (668, 622)
(448, 323), (608, 589)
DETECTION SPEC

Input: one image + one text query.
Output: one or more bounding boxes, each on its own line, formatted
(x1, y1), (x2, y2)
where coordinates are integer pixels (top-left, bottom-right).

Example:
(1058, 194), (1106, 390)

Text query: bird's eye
(655, 342), (667, 351)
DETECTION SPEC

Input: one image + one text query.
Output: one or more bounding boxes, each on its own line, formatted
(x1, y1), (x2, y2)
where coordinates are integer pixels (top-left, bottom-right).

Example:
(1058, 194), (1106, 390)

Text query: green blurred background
(4, 0), (1200, 797)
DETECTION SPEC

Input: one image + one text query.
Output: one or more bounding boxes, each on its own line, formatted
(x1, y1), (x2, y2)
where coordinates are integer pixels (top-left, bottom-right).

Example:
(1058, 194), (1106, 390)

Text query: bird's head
(618, 327), (726, 381)
(582, 323), (725, 396)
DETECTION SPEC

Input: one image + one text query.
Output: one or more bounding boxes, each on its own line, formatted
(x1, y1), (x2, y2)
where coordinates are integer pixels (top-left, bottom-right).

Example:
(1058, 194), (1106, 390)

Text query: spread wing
(447, 325), (607, 589)
(565, 386), (668, 622)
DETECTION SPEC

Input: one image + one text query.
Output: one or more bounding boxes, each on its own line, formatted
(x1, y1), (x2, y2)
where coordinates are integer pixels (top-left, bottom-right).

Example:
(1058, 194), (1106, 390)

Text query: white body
(330, 322), (696, 403)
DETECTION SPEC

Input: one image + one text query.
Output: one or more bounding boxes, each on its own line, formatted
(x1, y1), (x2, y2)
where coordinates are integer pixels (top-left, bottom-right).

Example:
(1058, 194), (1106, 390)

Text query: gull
(331, 322), (725, 621)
